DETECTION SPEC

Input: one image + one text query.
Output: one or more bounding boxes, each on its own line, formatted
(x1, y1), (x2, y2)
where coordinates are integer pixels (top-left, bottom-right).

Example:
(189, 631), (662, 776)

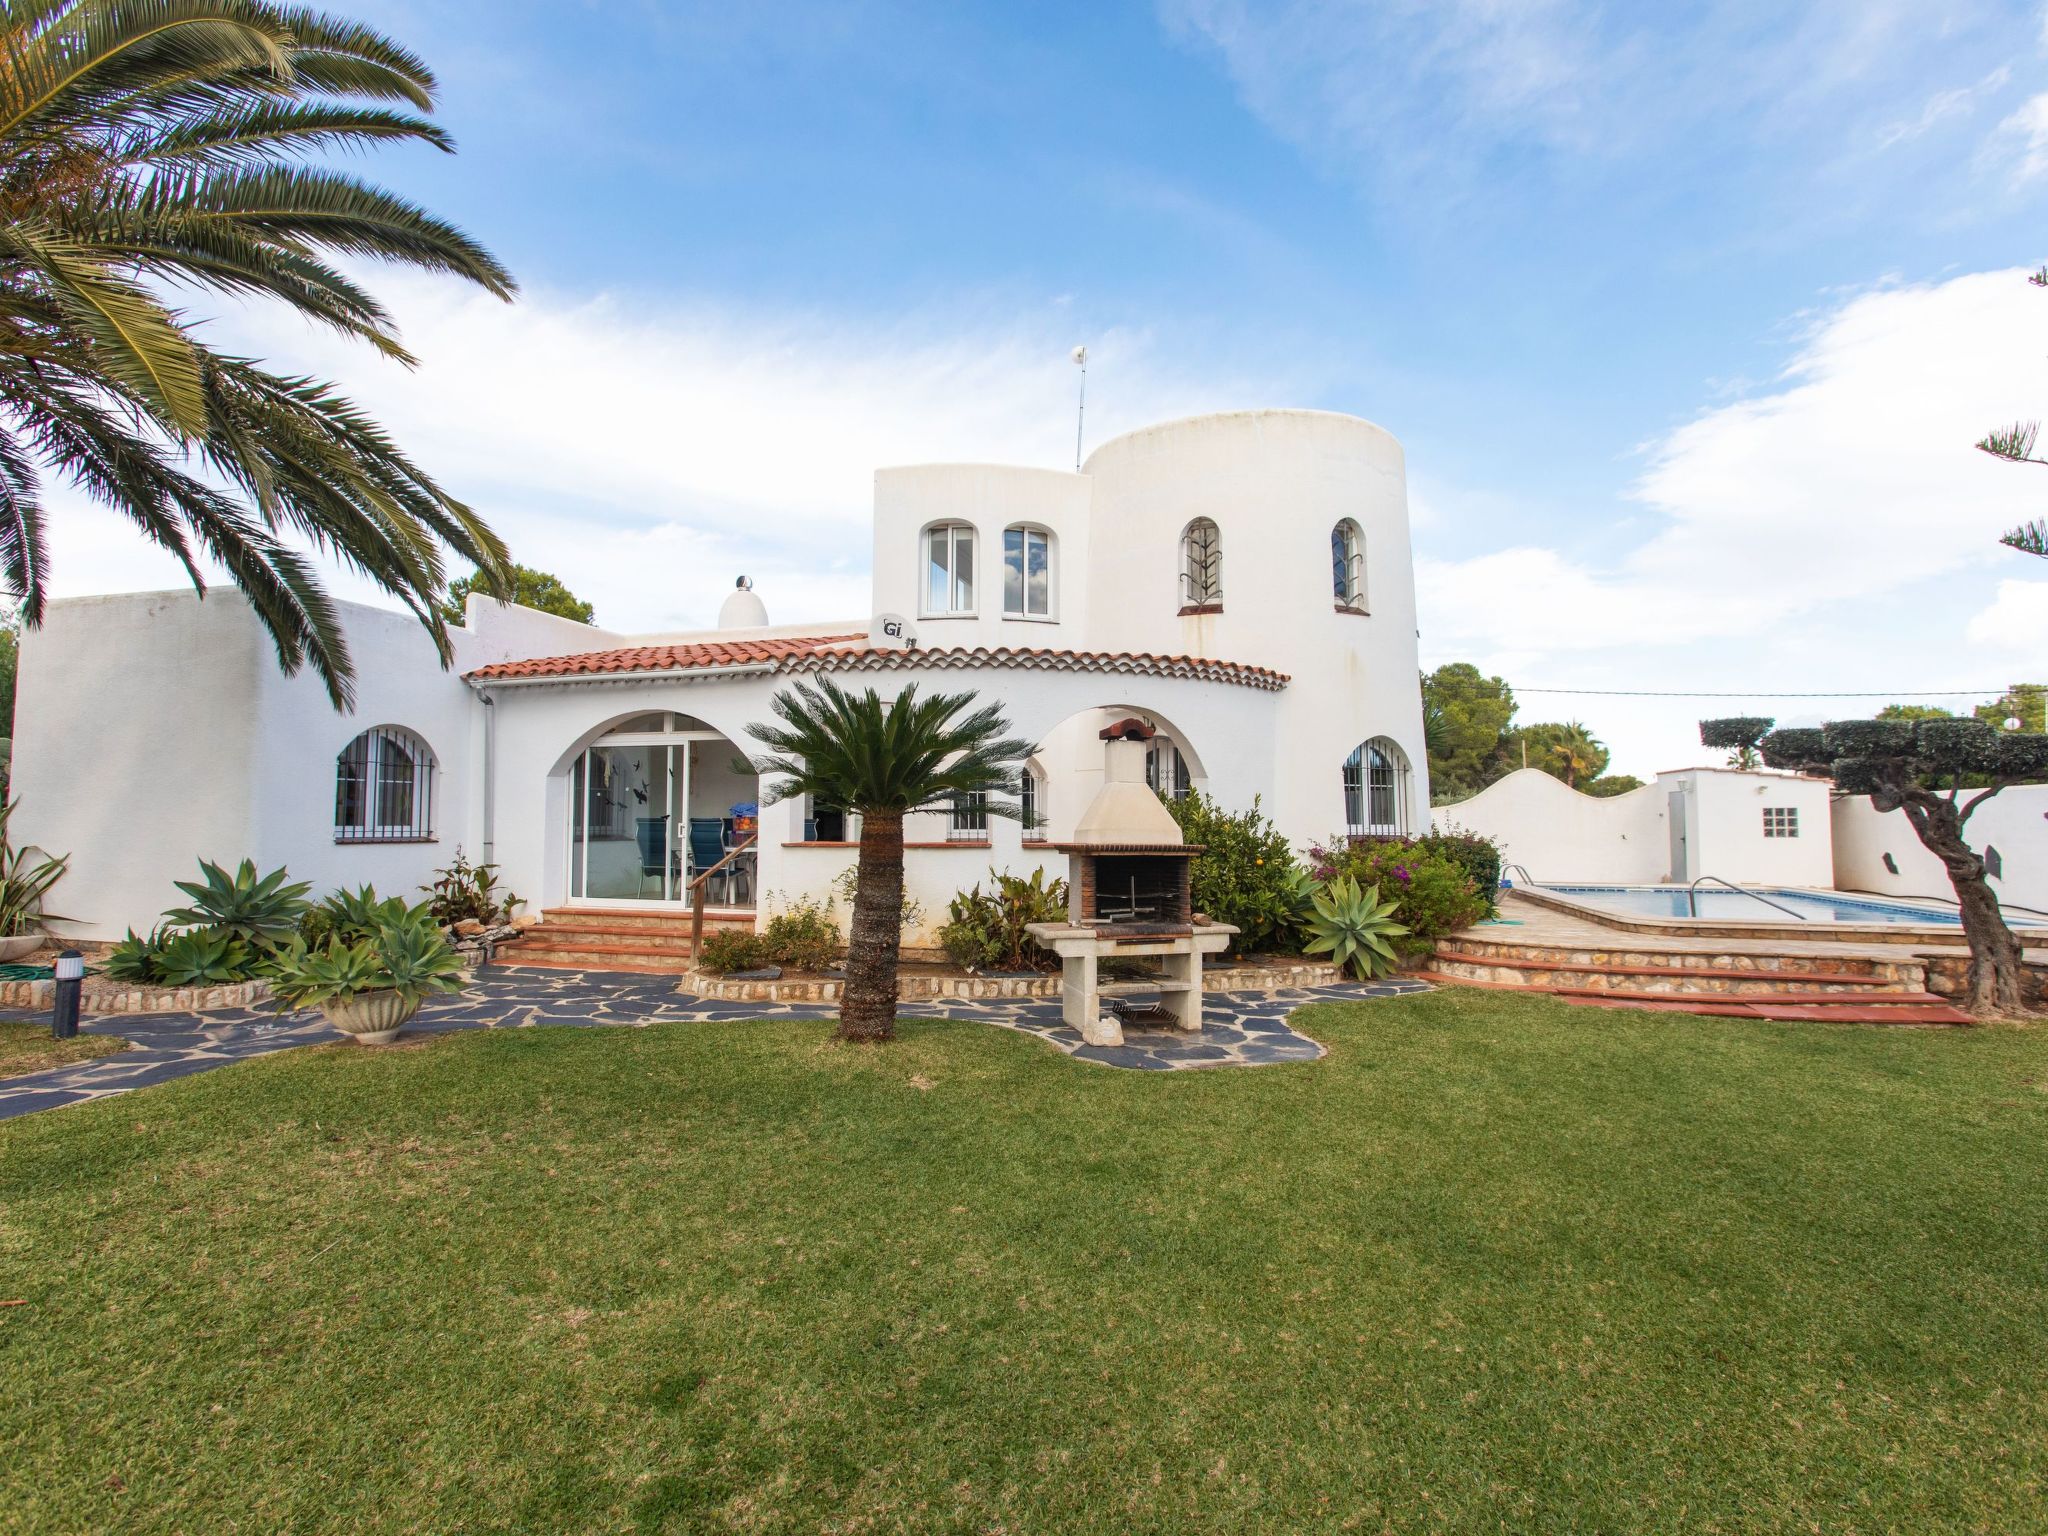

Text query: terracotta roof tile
(468, 636), (1289, 693)
(467, 633), (867, 681)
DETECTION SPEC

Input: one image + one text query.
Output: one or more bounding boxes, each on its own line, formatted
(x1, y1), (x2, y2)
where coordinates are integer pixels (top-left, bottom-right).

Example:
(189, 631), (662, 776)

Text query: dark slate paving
(0, 968), (1433, 1119)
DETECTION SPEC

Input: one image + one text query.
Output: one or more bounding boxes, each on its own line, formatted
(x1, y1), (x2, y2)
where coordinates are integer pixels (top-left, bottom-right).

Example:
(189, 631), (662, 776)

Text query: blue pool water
(1536, 885), (1963, 926)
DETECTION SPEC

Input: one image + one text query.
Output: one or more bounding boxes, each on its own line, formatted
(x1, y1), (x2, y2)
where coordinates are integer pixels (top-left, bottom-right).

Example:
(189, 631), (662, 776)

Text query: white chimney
(1068, 719), (1184, 847)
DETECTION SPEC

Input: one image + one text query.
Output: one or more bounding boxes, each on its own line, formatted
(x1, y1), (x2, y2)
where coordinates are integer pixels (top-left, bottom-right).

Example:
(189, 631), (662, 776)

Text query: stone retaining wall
(682, 959), (1342, 1004)
(1, 976), (274, 1016)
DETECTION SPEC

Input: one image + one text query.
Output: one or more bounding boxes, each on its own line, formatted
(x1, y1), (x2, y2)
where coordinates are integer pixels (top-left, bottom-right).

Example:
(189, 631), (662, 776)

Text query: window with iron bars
(949, 790), (989, 842)
(1180, 517), (1222, 608)
(335, 727), (434, 842)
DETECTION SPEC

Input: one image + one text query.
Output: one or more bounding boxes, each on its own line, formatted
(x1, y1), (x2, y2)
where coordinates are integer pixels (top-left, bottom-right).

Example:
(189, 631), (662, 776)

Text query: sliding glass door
(570, 739), (686, 902)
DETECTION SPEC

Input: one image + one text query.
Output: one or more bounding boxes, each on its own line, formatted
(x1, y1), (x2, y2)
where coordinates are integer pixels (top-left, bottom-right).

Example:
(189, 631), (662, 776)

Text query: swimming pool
(1532, 885), (1964, 926)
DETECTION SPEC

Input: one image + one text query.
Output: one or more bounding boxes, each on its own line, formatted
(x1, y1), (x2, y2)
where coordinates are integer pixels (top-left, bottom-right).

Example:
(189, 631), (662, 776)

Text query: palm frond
(2002, 519), (2048, 559)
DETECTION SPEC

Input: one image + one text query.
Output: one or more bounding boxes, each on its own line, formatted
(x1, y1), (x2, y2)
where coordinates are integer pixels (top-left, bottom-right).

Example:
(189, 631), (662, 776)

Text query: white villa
(17, 409), (1431, 948)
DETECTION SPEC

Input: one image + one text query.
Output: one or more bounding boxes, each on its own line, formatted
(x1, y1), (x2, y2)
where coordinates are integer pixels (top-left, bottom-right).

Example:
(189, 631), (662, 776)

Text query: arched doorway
(567, 712), (758, 906)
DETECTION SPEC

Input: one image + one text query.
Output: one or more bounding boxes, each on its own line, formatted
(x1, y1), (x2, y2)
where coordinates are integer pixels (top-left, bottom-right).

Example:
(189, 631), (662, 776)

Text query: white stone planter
(0, 934), (41, 963)
(320, 989), (420, 1046)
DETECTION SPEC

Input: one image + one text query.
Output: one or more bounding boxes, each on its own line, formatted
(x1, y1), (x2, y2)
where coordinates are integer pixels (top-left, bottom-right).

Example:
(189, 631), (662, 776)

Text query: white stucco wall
(13, 589), (614, 937)
(1430, 769), (1669, 882)
(1674, 769), (1835, 889)
(1833, 785), (2048, 917)
(1430, 766), (1836, 888)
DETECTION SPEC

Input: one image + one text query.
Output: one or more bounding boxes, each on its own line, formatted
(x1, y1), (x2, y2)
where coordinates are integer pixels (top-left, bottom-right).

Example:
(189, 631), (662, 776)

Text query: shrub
(312, 886), (424, 946)
(1306, 836), (1487, 956)
(698, 928), (770, 974)
(423, 850), (521, 927)
(104, 924), (174, 983)
(1302, 876), (1407, 980)
(1162, 791), (1311, 954)
(830, 866), (925, 933)
(153, 927), (255, 986)
(1416, 826), (1502, 915)
(164, 858), (310, 946)
(0, 799), (66, 938)
(762, 896), (841, 971)
(937, 867), (1068, 972)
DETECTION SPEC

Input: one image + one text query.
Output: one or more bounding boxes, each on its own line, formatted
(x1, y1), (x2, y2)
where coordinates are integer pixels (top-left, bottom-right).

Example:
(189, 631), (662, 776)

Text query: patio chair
(688, 818), (730, 904)
(634, 815), (670, 898)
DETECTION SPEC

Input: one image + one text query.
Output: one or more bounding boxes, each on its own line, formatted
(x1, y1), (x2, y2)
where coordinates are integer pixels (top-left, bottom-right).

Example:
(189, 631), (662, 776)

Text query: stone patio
(0, 965), (1433, 1120)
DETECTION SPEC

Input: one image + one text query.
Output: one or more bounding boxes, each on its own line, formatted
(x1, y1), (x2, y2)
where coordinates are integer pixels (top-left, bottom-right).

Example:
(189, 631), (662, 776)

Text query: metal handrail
(689, 833), (758, 954)
(1836, 887), (2048, 923)
(1502, 862), (1536, 887)
(1688, 874), (1807, 921)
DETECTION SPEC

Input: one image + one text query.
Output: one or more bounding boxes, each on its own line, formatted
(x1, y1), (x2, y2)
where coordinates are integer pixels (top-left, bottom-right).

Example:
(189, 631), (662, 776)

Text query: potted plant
(0, 799), (67, 962)
(264, 903), (465, 1044)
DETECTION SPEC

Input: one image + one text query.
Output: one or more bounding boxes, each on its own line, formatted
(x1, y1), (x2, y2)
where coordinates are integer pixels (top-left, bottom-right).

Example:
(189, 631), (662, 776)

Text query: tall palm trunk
(840, 809), (906, 1041)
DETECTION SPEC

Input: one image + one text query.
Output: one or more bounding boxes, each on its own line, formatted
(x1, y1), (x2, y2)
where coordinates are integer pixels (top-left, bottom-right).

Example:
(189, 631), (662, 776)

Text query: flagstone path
(0, 965), (1432, 1120)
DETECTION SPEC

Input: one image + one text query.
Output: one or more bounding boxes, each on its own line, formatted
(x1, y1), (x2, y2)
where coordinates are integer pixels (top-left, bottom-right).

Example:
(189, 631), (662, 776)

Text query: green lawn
(0, 1017), (125, 1080)
(3, 992), (2047, 1533)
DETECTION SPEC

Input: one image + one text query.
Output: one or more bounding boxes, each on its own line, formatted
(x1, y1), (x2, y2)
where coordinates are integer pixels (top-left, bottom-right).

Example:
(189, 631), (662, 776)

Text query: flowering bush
(1305, 836), (1487, 957)
(1163, 791), (1313, 954)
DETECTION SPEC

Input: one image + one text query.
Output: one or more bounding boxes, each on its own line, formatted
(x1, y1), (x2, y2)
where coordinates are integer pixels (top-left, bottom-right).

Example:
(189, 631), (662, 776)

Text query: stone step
(1426, 955), (1917, 996)
(501, 944), (696, 974)
(524, 923), (701, 951)
(1437, 935), (1918, 981)
(537, 906), (752, 933)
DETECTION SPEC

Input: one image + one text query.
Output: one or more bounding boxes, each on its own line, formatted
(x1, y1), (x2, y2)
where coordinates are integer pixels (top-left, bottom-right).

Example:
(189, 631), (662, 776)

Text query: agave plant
(0, 799), (66, 937)
(152, 927), (255, 986)
(1302, 875), (1409, 981)
(165, 859), (311, 945)
(103, 923), (174, 983)
(314, 884), (425, 943)
(265, 903), (463, 1010)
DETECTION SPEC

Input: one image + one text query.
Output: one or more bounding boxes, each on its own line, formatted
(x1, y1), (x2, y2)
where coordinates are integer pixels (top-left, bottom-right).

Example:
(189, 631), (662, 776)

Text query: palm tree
(0, 1), (515, 707)
(1543, 721), (1605, 789)
(750, 677), (1033, 1042)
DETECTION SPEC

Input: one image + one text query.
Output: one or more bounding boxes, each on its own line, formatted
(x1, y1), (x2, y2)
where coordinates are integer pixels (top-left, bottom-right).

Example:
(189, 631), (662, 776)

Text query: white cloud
(46, 276), (1274, 632)
(1968, 577), (2048, 651)
(1994, 90), (2048, 180)
(1876, 64), (2009, 148)
(1417, 267), (2048, 774)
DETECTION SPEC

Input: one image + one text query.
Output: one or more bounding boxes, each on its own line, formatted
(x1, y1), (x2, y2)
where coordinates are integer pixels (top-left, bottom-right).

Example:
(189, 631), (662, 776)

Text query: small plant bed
(0, 1017), (127, 1080)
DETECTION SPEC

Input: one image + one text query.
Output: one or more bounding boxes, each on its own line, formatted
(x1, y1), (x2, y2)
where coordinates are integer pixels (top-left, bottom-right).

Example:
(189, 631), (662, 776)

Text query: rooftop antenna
(1070, 345), (1088, 471)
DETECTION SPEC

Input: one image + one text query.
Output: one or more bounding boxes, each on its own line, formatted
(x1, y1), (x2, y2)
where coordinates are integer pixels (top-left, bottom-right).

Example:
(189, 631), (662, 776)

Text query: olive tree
(1701, 716), (2048, 1016)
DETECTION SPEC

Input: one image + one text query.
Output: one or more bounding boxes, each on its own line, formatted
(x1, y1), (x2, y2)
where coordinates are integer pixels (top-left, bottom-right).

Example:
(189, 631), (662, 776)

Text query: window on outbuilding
(1331, 519), (1367, 611)
(335, 727), (434, 842)
(1762, 806), (1799, 838)
(1003, 525), (1053, 618)
(1342, 737), (1409, 837)
(1180, 517), (1222, 609)
(924, 522), (976, 616)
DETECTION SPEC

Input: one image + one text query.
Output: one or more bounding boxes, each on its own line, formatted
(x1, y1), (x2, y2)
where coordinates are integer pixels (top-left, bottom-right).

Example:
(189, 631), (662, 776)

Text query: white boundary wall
(1833, 786), (2048, 917)
(1432, 766), (1835, 888)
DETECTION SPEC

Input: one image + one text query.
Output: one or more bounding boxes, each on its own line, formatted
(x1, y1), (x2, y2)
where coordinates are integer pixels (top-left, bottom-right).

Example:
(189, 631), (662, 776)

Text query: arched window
(924, 521), (977, 616)
(335, 727), (434, 842)
(1021, 764), (1048, 839)
(1181, 517), (1222, 609)
(1331, 519), (1366, 611)
(1342, 738), (1410, 837)
(1003, 524), (1053, 618)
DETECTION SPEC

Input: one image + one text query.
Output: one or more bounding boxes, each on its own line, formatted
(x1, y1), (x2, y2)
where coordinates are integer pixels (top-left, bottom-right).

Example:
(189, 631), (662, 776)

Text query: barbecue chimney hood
(1067, 719), (1184, 847)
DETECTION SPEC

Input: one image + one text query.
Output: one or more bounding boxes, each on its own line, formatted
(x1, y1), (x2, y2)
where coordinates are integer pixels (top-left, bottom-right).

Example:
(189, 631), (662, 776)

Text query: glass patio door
(570, 739), (688, 903)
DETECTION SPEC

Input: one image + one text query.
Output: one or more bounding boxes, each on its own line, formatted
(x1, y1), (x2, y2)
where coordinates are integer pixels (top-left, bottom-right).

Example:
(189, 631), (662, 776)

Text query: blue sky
(60, 0), (2048, 773)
